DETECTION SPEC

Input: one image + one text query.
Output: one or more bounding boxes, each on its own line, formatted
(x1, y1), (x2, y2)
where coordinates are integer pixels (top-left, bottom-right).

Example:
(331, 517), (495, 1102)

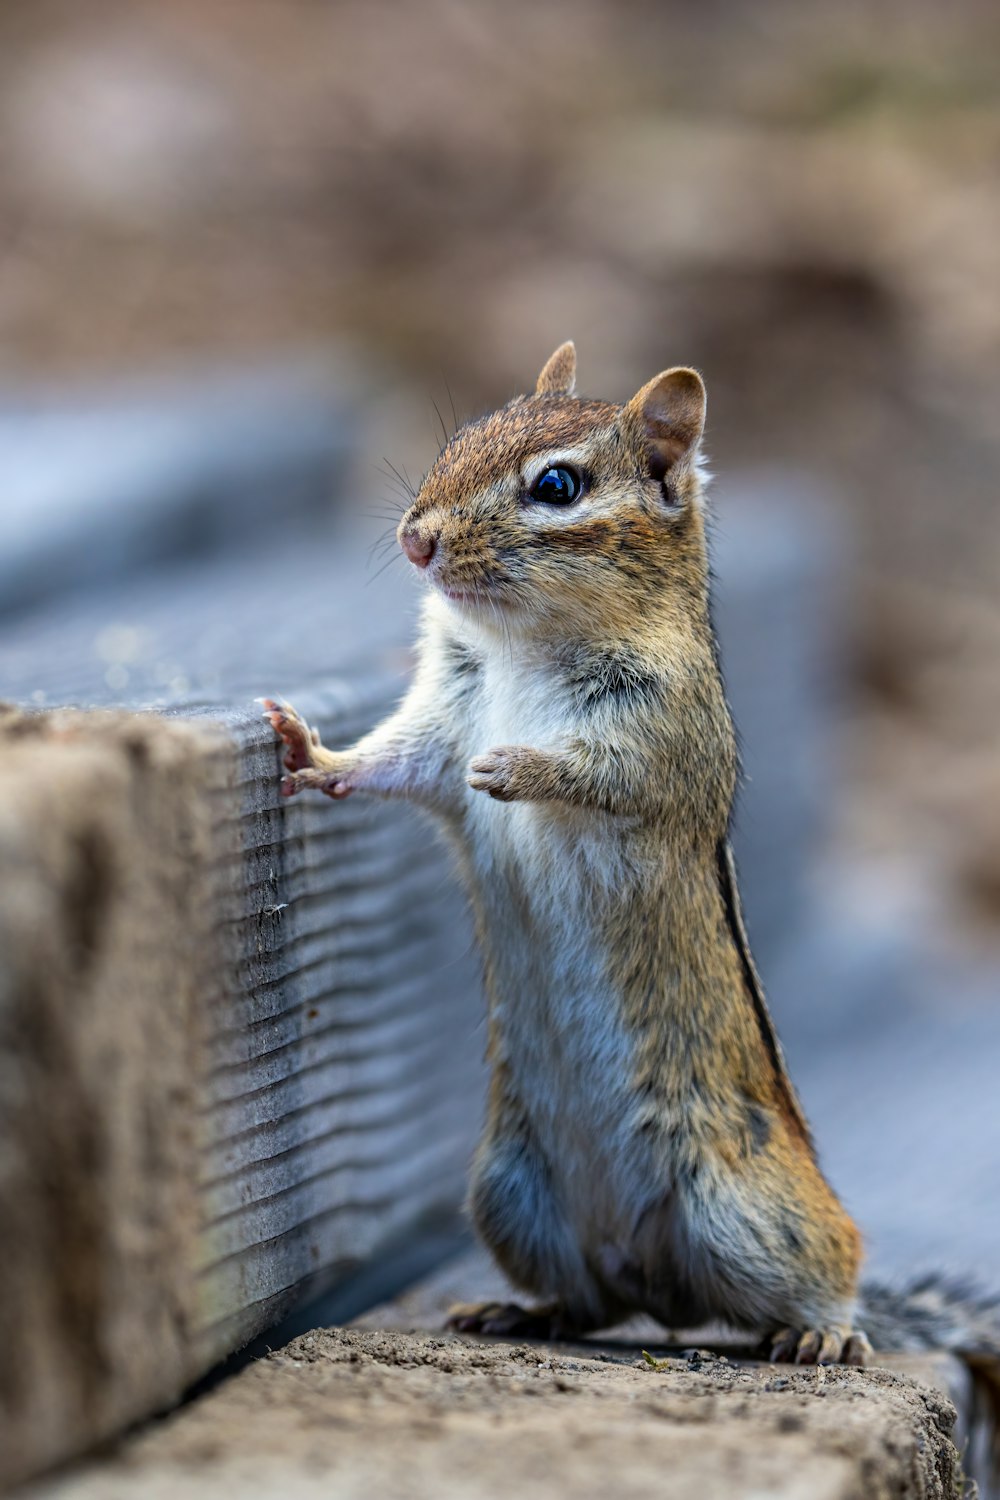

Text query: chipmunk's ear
(535, 341), (577, 397)
(624, 367), (706, 478)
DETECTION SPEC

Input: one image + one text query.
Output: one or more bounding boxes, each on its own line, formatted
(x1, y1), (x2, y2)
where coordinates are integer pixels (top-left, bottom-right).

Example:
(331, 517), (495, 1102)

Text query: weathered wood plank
(0, 687), (483, 1491)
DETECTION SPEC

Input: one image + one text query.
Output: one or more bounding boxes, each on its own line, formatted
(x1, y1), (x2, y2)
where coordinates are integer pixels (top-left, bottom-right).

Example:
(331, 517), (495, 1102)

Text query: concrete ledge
(24, 1327), (974, 1500)
(21, 1246), (990, 1500)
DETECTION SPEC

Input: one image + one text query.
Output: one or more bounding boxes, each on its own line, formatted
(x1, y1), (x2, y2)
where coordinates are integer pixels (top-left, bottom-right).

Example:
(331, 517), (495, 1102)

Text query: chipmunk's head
(397, 342), (710, 639)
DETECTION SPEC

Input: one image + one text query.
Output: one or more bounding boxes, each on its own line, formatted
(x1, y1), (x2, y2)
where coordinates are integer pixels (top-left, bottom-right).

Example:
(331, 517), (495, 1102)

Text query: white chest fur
(454, 639), (651, 1239)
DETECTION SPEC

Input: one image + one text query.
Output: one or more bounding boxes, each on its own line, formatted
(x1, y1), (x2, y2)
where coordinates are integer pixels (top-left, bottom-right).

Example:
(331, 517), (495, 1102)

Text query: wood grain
(0, 687), (483, 1490)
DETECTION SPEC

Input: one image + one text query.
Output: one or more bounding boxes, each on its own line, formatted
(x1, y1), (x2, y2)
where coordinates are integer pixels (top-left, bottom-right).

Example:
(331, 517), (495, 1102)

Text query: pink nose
(400, 527), (436, 568)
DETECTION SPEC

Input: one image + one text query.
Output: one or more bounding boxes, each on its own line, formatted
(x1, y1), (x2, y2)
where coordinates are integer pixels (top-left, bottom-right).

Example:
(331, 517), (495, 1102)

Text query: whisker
(366, 550), (406, 584)
(431, 398), (449, 449)
(381, 458), (416, 502)
(445, 378), (459, 437)
(376, 482), (412, 511)
(370, 522), (401, 546)
(502, 600), (514, 672)
(369, 523), (400, 546)
(374, 457), (410, 488)
(366, 527), (400, 563)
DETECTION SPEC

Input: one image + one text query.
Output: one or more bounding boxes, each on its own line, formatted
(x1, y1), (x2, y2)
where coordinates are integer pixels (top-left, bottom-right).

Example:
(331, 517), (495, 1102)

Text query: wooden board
(0, 688), (483, 1491)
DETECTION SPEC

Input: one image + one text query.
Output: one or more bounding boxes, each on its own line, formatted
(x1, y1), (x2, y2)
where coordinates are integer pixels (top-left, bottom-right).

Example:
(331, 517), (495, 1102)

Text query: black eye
(529, 465), (582, 505)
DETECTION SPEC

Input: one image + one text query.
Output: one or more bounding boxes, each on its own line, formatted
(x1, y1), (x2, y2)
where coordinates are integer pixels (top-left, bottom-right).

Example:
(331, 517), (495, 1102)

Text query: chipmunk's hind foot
(764, 1325), (873, 1366)
(447, 1300), (578, 1341)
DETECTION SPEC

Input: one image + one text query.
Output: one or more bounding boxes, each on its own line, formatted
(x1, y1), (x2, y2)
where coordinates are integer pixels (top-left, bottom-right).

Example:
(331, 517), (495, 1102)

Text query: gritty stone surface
(26, 1247), (976, 1500)
(26, 1325), (970, 1500)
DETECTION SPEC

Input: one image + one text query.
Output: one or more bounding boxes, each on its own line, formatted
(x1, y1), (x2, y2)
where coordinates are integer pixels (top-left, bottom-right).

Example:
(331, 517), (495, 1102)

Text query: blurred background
(1, 1), (999, 1279)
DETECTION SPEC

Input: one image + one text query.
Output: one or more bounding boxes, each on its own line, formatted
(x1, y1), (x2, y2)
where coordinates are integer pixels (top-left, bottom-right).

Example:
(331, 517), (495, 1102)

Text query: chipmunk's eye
(528, 466), (582, 505)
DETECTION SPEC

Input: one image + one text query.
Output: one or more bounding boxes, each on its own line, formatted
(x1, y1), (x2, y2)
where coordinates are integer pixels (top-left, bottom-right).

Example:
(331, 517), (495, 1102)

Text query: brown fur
(266, 345), (867, 1363)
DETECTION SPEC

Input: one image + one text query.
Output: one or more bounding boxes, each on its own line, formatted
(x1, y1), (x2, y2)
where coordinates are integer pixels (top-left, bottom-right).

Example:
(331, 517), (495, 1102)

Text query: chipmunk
(263, 343), (1000, 1373)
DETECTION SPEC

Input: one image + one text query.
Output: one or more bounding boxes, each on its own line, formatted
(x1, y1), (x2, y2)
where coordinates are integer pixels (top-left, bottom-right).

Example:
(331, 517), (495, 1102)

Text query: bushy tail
(861, 1273), (1000, 1492)
(859, 1274), (1000, 1359)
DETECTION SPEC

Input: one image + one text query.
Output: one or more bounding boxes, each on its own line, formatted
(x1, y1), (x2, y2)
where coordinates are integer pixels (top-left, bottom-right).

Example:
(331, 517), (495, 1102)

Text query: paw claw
(263, 695), (320, 773)
(767, 1327), (799, 1363)
(467, 745), (527, 801)
(765, 1325), (872, 1367)
(794, 1330), (823, 1365)
(466, 777), (514, 802)
(446, 1300), (568, 1340)
(842, 1332), (874, 1367)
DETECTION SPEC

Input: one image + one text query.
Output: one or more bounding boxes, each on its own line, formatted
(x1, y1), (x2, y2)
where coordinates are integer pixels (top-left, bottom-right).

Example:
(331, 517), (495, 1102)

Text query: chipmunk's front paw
(467, 746), (545, 802)
(764, 1325), (873, 1367)
(261, 698), (320, 772)
(261, 697), (355, 800)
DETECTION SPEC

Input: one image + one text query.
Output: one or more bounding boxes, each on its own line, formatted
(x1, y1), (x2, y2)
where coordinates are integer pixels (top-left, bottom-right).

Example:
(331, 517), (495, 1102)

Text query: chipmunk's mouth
(430, 571), (489, 605)
(431, 566), (515, 610)
(440, 586), (486, 607)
